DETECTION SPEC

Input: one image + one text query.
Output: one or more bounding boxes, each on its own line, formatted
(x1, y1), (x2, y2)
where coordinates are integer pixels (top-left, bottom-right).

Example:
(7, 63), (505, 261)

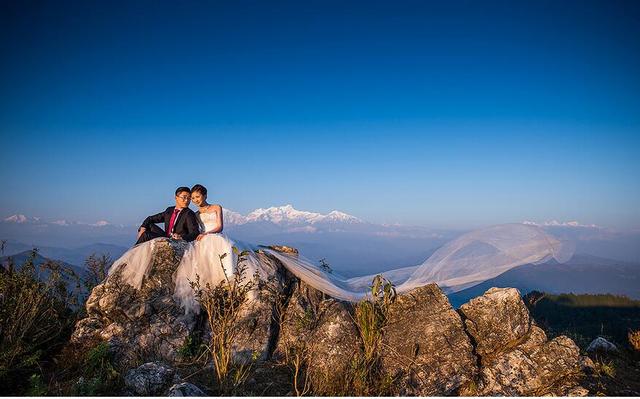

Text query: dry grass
(190, 248), (256, 391)
(351, 274), (397, 396)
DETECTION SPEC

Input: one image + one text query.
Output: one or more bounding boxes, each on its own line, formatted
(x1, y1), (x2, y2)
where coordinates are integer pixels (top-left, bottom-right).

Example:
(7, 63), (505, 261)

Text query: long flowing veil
(108, 223), (574, 308)
(261, 223), (573, 302)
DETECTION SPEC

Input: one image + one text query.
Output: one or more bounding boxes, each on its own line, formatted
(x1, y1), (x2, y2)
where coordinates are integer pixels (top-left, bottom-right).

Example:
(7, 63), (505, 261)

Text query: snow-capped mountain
(223, 204), (363, 226)
(4, 214), (41, 223)
(92, 220), (111, 227)
(522, 220), (600, 228)
(3, 214), (113, 227)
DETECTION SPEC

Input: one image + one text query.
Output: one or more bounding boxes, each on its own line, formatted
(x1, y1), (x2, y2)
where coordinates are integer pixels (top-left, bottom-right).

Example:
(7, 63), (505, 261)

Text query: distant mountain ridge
(227, 204), (363, 225)
(2, 205), (363, 228)
(0, 240), (127, 268)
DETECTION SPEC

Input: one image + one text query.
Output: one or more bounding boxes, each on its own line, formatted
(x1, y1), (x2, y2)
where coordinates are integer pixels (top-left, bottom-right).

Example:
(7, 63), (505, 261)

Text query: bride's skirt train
(173, 233), (241, 315)
(109, 223), (573, 311)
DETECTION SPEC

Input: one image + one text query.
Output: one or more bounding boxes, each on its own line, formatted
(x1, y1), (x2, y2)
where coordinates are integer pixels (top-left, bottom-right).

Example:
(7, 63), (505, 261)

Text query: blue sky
(1, 0), (639, 228)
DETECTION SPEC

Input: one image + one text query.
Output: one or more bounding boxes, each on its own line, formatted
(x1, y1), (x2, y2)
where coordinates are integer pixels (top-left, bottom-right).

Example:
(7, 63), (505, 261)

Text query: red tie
(168, 208), (181, 237)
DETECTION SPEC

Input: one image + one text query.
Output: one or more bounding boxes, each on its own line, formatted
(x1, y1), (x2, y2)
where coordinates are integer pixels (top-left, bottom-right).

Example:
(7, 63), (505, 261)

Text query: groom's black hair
(175, 187), (191, 196)
(191, 184), (207, 196)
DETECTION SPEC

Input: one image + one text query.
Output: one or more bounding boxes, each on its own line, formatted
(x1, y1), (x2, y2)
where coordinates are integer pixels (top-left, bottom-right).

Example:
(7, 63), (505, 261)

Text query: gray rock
(231, 252), (292, 364)
(71, 239), (196, 370)
(124, 362), (179, 396)
(459, 288), (588, 396)
(459, 287), (531, 361)
(167, 382), (205, 396)
(477, 335), (585, 396)
(275, 280), (360, 395)
(586, 336), (618, 352)
(381, 283), (477, 396)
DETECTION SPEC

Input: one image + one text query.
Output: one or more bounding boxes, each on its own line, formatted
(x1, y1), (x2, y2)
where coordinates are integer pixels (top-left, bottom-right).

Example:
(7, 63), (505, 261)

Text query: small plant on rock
(190, 247), (256, 391)
(352, 274), (397, 395)
(593, 356), (616, 378)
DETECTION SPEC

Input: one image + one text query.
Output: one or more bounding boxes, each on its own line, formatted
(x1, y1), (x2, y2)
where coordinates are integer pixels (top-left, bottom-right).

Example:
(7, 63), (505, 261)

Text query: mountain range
(2, 205), (640, 277)
(2, 205), (640, 304)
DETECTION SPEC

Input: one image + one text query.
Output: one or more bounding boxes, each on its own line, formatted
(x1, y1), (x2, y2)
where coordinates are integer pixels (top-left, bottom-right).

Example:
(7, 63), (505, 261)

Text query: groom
(136, 187), (200, 245)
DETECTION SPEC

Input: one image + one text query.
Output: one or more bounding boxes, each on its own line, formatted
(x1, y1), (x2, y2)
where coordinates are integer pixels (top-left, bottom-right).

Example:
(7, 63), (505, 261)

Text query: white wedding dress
(172, 211), (251, 314)
(110, 210), (573, 314)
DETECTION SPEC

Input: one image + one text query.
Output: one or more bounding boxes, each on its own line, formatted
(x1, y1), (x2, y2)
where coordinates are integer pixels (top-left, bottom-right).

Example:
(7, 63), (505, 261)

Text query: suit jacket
(139, 206), (199, 242)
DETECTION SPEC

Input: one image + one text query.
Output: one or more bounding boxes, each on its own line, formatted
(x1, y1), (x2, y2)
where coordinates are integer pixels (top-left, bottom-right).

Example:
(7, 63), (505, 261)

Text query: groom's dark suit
(136, 206), (199, 245)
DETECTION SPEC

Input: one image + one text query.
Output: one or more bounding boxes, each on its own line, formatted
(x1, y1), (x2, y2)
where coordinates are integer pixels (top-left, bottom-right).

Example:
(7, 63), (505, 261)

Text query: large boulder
(381, 283), (478, 395)
(459, 287), (588, 396)
(71, 241), (293, 371)
(476, 333), (586, 396)
(459, 287), (531, 361)
(230, 251), (295, 363)
(275, 280), (361, 395)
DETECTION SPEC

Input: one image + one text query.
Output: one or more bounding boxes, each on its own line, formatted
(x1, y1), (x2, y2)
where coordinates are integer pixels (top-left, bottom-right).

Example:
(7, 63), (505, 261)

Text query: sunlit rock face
(459, 287), (588, 396)
(381, 283), (478, 395)
(274, 280), (361, 395)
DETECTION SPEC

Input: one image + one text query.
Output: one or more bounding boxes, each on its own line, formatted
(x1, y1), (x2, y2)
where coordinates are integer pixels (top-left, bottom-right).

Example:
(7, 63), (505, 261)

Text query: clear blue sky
(1, 0), (639, 228)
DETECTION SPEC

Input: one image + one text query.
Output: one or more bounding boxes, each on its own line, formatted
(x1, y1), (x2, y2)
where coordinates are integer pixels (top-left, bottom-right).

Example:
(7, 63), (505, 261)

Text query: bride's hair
(191, 184), (207, 197)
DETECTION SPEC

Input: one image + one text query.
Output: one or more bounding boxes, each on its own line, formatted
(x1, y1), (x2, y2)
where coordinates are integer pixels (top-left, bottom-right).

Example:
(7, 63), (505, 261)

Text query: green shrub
(70, 341), (120, 395)
(27, 373), (47, 396)
(0, 249), (79, 393)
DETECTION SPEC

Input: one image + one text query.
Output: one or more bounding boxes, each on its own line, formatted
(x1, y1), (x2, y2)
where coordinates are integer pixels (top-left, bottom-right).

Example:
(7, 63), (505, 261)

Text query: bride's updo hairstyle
(191, 184), (207, 198)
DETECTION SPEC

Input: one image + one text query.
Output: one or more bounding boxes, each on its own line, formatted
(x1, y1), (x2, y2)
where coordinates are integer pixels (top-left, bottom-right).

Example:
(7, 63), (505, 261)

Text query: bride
(110, 184), (573, 314)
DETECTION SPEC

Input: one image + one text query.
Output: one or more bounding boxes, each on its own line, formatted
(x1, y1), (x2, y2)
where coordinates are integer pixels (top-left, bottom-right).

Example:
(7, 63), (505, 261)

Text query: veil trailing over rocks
(109, 223), (573, 309)
(262, 223), (573, 302)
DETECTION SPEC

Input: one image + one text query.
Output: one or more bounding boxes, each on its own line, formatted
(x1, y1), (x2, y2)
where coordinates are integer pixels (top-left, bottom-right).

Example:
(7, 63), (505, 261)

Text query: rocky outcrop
(70, 241), (590, 396)
(230, 251), (293, 363)
(381, 283), (477, 395)
(274, 280), (360, 395)
(71, 240), (292, 371)
(459, 287), (531, 359)
(72, 239), (194, 369)
(459, 287), (588, 396)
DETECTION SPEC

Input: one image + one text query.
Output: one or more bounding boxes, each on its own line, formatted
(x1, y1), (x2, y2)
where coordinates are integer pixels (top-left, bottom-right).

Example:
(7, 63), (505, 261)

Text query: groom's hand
(171, 233), (183, 240)
(196, 234), (205, 241)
